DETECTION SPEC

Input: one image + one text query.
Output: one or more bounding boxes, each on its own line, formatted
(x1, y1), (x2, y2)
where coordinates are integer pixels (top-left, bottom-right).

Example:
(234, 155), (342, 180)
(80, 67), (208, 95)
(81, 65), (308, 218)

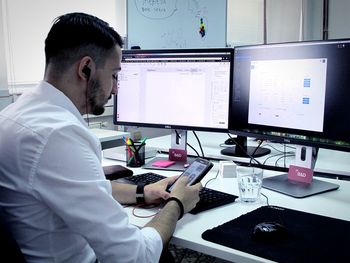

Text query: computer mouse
(252, 222), (287, 242)
(224, 138), (236, 145)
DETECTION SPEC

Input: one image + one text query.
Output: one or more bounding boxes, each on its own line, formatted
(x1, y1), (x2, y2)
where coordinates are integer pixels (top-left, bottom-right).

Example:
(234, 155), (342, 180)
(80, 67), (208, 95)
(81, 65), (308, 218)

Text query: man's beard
(87, 77), (106, 116)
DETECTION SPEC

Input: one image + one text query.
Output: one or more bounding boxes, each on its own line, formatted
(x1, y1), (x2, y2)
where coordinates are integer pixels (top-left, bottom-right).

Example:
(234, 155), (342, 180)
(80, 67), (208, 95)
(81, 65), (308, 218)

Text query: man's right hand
(168, 176), (202, 214)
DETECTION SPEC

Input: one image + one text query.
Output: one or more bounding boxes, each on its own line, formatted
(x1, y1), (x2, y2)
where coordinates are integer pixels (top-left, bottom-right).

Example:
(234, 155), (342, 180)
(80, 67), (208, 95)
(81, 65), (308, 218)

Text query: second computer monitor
(229, 39), (350, 152)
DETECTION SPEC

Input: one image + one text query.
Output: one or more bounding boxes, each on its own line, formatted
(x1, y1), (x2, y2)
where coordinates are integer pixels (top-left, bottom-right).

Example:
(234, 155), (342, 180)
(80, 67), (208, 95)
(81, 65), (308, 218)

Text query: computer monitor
(114, 48), (233, 167)
(227, 39), (350, 197)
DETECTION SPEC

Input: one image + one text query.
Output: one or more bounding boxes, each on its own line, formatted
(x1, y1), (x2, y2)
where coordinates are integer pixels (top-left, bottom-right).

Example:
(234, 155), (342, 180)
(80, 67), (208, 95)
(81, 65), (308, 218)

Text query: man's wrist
(165, 197), (184, 220)
(136, 183), (145, 204)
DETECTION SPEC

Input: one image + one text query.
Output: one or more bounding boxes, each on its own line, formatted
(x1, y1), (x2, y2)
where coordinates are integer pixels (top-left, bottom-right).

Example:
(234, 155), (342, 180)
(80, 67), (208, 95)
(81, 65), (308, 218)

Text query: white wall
(227, 0), (264, 46)
(0, 0), (8, 91)
(0, 0), (12, 110)
(266, 0), (303, 43)
(3, 0), (119, 90)
(303, 0), (323, 41)
(115, 0), (126, 38)
(329, 0), (350, 39)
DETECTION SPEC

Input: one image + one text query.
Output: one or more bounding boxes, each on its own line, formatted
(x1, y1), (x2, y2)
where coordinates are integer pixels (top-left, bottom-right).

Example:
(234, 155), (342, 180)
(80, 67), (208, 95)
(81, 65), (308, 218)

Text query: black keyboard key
(120, 172), (238, 214)
(123, 172), (165, 184)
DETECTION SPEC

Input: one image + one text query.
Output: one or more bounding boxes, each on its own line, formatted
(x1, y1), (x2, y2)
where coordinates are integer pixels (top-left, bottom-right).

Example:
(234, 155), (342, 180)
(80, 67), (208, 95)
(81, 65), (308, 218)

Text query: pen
(128, 138), (140, 164)
(122, 136), (129, 146)
(127, 154), (135, 166)
(127, 138), (137, 152)
(136, 137), (147, 151)
(124, 137), (134, 163)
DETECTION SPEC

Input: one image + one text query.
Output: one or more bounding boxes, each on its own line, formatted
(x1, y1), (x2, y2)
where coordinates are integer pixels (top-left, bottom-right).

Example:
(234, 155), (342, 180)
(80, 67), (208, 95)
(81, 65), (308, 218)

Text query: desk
(102, 156), (350, 263)
(145, 131), (350, 178)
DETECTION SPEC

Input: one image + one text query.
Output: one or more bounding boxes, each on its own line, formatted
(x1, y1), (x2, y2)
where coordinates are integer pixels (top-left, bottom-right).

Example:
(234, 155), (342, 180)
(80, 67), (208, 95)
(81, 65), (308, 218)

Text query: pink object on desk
(152, 160), (176, 168)
(288, 165), (314, 184)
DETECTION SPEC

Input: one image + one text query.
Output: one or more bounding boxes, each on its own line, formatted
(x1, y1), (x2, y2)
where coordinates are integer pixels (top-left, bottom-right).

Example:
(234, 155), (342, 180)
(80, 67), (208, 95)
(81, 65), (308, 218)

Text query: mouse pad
(202, 205), (350, 263)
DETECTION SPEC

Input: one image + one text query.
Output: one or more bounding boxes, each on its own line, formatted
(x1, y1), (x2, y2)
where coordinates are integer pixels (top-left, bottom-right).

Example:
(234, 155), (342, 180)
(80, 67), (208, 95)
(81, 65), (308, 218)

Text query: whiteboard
(127, 0), (227, 49)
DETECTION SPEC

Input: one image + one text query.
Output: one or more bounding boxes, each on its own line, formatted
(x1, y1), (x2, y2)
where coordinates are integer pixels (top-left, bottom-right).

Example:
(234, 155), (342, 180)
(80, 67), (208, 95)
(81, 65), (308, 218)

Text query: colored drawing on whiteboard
(199, 18), (206, 38)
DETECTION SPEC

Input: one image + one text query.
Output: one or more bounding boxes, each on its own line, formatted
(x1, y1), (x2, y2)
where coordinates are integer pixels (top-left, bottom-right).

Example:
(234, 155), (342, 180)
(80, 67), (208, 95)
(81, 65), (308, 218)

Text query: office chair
(0, 209), (26, 262)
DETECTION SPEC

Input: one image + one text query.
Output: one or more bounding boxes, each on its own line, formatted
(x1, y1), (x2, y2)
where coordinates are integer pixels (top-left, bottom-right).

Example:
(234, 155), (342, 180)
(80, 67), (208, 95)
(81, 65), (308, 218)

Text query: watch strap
(136, 183), (145, 204)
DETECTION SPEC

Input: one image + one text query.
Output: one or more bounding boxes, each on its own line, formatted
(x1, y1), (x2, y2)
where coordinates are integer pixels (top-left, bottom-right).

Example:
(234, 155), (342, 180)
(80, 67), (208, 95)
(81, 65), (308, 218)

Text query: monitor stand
(262, 146), (339, 198)
(220, 135), (271, 157)
(262, 173), (339, 198)
(143, 129), (196, 172)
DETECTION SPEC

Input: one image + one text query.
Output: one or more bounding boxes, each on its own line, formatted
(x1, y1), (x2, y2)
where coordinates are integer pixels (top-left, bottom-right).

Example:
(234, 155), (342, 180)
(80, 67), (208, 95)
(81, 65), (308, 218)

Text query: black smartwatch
(136, 183), (145, 204)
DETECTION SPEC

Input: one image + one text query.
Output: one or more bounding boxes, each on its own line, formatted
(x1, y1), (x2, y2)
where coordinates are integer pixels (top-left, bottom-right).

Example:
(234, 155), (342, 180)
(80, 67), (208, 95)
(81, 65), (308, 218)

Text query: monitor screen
(229, 39), (350, 152)
(114, 48), (232, 133)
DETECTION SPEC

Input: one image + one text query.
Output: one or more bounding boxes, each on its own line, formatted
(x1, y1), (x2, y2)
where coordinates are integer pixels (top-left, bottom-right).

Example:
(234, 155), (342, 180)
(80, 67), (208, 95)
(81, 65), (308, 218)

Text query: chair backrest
(0, 209), (26, 262)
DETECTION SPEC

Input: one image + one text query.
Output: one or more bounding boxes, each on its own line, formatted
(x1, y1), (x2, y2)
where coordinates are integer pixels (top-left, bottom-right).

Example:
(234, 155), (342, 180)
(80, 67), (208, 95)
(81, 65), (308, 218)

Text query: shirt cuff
(141, 227), (163, 261)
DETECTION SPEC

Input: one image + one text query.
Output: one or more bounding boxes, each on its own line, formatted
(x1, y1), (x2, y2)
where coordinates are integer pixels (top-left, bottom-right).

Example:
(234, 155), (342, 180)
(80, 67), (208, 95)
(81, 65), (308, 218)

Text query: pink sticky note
(288, 165), (314, 184)
(152, 160), (176, 168)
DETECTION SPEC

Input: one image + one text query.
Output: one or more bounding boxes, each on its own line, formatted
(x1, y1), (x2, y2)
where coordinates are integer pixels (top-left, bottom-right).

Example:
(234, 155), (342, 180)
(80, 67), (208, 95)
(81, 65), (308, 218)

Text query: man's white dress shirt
(0, 81), (162, 262)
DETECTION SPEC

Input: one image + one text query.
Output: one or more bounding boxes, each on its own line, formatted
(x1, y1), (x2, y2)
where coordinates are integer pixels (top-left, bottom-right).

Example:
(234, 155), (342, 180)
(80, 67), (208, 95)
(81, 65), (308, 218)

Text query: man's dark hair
(45, 12), (123, 70)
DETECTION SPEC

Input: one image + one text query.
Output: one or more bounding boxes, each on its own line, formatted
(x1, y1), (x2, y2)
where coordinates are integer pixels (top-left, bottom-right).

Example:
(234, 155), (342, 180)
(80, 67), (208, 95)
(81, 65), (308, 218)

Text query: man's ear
(82, 66), (91, 80)
(78, 56), (95, 81)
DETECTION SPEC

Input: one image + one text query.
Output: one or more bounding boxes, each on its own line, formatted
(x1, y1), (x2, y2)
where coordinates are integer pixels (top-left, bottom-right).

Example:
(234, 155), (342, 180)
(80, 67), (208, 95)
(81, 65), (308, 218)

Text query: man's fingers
(165, 175), (179, 185)
(192, 182), (203, 191)
(176, 176), (190, 186)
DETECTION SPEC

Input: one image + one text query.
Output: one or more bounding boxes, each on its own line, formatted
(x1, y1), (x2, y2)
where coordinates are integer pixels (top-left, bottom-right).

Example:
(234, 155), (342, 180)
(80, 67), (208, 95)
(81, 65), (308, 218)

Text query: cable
(227, 133), (234, 139)
(187, 143), (200, 157)
(174, 129), (200, 157)
(249, 139), (263, 166)
(261, 192), (269, 206)
(229, 137), (262, 166)
(204, 169), (220, 188)
(131, 204), (160, 218)
(192, 131), (205, 158)
(263, 143), (295, 154)
(85, 79), (90, 126)
(262, 153), (285, 165)
(275, 154), (295, 167)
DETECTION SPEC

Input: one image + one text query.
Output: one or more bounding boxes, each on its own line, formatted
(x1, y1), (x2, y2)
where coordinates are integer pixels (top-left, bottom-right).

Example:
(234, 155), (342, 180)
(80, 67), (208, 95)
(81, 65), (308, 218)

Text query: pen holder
(126, 141), (146, 167)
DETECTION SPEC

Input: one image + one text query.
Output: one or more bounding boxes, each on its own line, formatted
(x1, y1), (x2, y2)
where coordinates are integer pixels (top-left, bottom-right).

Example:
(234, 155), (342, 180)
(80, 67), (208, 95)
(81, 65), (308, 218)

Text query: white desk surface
(102, 156), (350, 263)
(90, 128), (129, 143)
(145, 131), (350, 177)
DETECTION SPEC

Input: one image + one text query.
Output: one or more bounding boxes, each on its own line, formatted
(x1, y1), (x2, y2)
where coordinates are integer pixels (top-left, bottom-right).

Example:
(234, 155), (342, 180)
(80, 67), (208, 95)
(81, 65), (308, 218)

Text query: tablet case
(103, 165), (133, 180)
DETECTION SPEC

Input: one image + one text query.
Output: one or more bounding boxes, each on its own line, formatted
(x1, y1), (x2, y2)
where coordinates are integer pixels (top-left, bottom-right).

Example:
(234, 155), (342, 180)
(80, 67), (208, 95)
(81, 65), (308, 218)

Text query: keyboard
(121, 172), (238, 214)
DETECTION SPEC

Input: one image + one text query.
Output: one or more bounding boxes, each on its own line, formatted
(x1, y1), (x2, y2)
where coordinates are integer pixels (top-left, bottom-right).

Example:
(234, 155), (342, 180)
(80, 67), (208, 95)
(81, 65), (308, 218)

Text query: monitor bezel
(228, 39), (350, 153)
(113, 48), (234, 133)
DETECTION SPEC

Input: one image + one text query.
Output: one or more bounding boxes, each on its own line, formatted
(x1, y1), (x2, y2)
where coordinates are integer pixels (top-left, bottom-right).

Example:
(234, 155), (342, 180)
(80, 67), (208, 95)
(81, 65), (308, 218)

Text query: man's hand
(143, 176), (178, 204)
(169, 176), (202, 213)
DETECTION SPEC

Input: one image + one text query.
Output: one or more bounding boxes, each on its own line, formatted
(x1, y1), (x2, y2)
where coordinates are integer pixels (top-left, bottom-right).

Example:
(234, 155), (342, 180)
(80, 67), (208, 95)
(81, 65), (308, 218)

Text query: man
(0, 12), (201, 262)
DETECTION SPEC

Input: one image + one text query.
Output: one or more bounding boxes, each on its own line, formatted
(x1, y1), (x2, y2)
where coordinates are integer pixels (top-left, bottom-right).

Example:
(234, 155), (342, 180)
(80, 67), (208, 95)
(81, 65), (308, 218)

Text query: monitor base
(221, 146), (271, 158)
(262, 173), (339, 198)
